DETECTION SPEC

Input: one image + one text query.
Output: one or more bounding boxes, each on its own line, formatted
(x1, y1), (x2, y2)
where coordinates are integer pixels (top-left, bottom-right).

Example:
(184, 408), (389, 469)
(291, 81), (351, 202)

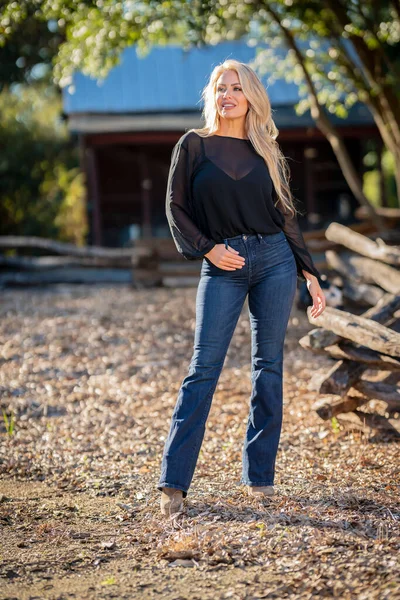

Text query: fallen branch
(326, 251), (400, 293)
(336, 410), (400, 436)
(325, 223), (400, 266)
(0, 255), (135, 269)
(319, 361), (366, 396)
(307, 306), (400, 358)
(302, 293), (400, 350)
(342, 281), (384, 306)
(0, 235), (148, 259)
(313, 381), (400, 420)
(313, 394), (368, 420)
(299, 337), (400, 370)
(353, 380), (400, 408)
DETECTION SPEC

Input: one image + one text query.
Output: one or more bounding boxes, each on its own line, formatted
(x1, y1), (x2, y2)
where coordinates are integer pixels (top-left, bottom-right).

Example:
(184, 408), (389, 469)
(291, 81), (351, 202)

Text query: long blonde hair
(190, 59), (297, 217)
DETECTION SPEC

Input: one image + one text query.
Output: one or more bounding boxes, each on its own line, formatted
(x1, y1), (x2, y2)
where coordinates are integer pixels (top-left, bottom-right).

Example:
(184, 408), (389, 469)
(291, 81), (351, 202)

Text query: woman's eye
(217, 87), (242, 92)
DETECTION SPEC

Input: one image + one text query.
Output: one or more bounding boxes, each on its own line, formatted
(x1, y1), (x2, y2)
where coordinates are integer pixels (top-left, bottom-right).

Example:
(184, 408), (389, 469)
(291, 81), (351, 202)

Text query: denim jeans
(157, 231), (298, 498)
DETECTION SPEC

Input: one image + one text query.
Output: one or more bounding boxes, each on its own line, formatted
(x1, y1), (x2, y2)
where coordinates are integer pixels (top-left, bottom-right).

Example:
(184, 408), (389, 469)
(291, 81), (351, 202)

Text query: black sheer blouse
(165, 130), (321, 283)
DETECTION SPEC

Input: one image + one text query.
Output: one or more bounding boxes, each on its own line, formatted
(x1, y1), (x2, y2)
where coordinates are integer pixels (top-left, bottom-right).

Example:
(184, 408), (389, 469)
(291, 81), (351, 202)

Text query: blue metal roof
(62, 40), (375, 129)
(63, 41), (303, 114)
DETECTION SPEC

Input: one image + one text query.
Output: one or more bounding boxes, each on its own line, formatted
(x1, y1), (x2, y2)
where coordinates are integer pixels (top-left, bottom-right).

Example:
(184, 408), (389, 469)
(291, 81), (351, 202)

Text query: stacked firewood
(299, 222), (400, 436)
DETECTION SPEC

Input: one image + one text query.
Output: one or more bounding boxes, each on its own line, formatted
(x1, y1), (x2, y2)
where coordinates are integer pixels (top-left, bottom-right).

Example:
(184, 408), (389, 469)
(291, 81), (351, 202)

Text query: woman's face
(215, 70), (249, 121)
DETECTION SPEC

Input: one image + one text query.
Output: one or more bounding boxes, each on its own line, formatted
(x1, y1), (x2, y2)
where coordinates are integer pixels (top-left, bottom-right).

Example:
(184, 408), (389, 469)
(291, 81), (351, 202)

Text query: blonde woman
(158, 60), (326, 516)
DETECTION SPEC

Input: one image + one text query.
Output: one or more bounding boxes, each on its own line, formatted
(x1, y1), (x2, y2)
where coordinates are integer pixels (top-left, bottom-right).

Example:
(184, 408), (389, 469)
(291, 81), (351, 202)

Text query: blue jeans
(157, 231), (297, 498)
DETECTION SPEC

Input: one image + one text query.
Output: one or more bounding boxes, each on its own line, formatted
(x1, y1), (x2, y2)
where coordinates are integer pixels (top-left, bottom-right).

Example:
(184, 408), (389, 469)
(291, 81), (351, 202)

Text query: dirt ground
(0, 284), (399, 600)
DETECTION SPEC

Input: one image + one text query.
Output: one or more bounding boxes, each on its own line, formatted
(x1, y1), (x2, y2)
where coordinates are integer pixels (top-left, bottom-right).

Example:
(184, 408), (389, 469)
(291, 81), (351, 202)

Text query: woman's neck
(215, 123), (248, 139)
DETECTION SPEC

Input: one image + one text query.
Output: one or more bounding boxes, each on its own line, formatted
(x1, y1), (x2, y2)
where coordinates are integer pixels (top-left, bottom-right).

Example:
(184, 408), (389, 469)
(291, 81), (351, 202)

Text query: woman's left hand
(305, 275), (326, 318)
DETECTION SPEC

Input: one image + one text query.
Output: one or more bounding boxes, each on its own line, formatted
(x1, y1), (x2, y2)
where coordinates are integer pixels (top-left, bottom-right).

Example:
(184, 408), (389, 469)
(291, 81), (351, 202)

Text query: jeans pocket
(261, 231), (286, 246)
(202, 255), (243, 276)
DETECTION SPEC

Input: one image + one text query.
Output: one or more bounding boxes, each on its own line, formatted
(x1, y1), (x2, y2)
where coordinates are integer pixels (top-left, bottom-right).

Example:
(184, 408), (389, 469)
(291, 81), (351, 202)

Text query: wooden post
(303, 146), (318, 224)
(86, 146), (102, 246)
(139, 152), (152, 239)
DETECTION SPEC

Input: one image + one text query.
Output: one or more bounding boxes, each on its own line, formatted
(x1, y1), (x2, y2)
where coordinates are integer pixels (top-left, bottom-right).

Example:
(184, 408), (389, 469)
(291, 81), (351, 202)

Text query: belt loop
(224, 238), (228, 249)
(257, 233), (262, 243)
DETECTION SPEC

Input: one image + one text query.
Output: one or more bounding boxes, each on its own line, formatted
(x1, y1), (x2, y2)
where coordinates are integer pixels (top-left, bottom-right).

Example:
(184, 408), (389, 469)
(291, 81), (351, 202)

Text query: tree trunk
(264, 4), (387, 230)
(324, 0), (400, 202)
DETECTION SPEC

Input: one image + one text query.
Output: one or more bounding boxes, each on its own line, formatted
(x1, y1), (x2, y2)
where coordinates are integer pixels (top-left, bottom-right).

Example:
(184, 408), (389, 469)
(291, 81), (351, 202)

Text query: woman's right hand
(204, 243), (246, 271)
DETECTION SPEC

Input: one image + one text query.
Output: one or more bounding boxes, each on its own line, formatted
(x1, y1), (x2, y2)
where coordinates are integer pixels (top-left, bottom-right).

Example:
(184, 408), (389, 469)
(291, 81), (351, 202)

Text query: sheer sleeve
(276, 192), (322, 284)
(166, 137), (216, 260)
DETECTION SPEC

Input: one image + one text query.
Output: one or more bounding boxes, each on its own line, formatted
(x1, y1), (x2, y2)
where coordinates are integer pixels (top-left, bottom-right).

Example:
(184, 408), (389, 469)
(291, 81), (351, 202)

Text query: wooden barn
(62, 41), (379, 248)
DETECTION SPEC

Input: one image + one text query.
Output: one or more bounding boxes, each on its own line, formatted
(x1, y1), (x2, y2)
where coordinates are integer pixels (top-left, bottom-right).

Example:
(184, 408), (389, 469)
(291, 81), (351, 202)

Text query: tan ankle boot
(247, 485), (274, 497)
(160, 487), (184, 516)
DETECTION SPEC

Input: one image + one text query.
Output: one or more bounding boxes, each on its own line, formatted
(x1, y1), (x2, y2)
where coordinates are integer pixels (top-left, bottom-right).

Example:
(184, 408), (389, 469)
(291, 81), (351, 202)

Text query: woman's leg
(241, 235), (297, 488)
(158, 262), (248, 497)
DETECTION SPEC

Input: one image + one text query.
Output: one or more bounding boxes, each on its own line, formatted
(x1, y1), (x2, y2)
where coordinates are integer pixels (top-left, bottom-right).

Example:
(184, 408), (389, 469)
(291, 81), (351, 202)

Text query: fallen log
(307, 306), (400, 358)
(0, 255), (135, 269)
(319, 361), (366, 395)
(362, 293), (400, 322)
(336, 410), (400, 436)
(326, 251), (400, 293)
(353, 380), (400, 408)
(302, 293), (400, 351)
(0, 268), (132, 286)
(325, 222), (400, 266)
(304, 295), (400, 396)
(0, 235), (149, 259)
(313, 382), (400, 420)
(370, 230), (400, 245)
(306, 225), (400, 429)
(354, 205), (400, 221)
(299, 337), (400, 370)
(313, 394), (368, 420)
(342, 281), (384, 307)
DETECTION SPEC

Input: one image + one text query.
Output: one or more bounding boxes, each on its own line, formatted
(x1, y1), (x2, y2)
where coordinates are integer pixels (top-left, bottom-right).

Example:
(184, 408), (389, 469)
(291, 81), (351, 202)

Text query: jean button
(243, 234), (247, 240)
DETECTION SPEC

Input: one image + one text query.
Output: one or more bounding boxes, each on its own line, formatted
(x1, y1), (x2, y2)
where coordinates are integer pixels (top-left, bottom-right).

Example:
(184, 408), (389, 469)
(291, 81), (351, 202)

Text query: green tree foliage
(1, 1), (399, 205)
(363, 145), (398, 208)
(0, 7), (62, 89)
(0, 84), (87, 244)
(2, 2), (398, 115)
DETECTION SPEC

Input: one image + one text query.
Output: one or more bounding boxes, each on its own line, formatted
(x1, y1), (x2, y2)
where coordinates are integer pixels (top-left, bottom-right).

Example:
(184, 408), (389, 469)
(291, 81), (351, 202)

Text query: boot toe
(247, 485), (275, 497)
(160, 488), (184, 516)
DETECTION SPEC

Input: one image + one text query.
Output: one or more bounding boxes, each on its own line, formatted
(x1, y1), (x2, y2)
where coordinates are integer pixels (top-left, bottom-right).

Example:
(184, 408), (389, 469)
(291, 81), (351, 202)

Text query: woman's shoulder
(176, 130), (203, 153)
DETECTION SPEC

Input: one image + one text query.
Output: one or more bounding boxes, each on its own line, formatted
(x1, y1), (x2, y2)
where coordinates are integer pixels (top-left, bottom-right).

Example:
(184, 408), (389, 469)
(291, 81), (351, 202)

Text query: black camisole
(165, 130), (321, 283)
